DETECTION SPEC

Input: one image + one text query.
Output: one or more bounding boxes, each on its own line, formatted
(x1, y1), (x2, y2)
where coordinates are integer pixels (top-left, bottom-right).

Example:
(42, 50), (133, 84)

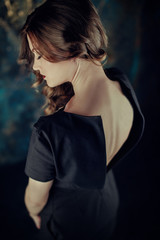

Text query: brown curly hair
(18, 0), (108, 115)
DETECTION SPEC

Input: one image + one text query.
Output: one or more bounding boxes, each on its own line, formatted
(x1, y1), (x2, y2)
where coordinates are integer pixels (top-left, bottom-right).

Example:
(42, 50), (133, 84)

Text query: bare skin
(24, 178), (53, 229)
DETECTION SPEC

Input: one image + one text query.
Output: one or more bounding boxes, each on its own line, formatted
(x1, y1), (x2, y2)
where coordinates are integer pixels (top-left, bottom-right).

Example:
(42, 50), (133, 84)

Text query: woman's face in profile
(27, 35), (77, 87)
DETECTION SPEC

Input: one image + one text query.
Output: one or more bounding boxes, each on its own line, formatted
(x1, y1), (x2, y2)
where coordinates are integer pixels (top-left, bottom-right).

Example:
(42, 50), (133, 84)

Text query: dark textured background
(0, 0), (159, 239)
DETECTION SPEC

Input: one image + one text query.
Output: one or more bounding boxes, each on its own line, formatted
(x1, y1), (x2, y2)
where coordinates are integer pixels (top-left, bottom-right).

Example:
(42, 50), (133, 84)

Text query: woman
(19, 0), (145, 239)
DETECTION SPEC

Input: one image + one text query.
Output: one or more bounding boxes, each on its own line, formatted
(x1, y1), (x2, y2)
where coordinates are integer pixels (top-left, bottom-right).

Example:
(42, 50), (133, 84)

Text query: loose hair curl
(18, 0), (108, 115)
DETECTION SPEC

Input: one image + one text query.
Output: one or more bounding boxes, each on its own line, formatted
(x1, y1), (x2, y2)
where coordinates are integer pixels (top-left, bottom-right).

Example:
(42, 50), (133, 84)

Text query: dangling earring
(71, 58), (80, 83)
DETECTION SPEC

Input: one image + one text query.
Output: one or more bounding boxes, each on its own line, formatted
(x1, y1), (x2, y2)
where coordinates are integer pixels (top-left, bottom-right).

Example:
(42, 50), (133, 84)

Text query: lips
(42, 75), (46, 79)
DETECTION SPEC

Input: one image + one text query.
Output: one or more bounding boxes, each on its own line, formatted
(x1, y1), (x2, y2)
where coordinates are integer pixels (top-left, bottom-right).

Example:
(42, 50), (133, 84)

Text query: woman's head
(20, 0), (108, 64)
(19, 0), (108, 115)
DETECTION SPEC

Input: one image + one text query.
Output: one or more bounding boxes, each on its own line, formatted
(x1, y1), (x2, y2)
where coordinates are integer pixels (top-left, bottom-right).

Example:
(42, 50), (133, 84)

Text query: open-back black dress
(25, 67), (145, 240)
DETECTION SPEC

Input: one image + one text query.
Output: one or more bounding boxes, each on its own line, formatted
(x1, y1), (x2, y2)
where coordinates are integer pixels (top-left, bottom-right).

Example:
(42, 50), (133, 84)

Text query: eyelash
(37, 55), (42, 60)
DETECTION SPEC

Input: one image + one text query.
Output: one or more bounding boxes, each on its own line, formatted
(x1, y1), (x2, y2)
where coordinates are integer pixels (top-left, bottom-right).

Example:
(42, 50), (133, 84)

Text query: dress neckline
(59, 73), (136, 169)
(55, 67), (144, 171)
(63, 110), (102, 119)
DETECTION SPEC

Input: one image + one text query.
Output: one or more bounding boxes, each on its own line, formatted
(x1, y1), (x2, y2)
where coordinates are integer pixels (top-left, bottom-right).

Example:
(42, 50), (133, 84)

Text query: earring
(72, 58), (80, 83)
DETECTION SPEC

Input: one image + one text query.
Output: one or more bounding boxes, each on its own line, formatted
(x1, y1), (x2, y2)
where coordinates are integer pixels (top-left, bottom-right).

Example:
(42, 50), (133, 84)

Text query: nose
(32, 58), (40, 71)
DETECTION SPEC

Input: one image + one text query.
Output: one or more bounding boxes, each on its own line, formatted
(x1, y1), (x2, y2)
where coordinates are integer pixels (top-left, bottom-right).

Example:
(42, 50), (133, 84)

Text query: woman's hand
(29, 213), (41, 229)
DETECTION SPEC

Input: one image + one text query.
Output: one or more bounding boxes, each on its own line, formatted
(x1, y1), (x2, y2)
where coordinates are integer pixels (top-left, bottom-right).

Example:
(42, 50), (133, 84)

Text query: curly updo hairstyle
(19, 0), (108, 115)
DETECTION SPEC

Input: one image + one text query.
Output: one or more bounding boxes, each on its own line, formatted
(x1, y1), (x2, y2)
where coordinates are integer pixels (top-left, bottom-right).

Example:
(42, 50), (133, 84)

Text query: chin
(45, 80), (53, 88)
(46, 81), (58, 88)
(47, 80), (68, 88)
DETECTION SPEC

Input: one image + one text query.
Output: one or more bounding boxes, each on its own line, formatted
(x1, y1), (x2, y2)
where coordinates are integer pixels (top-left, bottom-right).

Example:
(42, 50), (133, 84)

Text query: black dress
(25, 67), (145, 240)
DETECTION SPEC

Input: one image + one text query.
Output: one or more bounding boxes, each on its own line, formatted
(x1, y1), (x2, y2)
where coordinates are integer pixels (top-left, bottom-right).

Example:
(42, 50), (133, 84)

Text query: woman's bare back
(99, 78), (134, 166)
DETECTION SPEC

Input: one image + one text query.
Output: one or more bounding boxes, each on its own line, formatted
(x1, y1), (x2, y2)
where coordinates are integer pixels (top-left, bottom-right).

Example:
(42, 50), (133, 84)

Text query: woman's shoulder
(32, 109), (66, 134)
(32, 107), (100, 139)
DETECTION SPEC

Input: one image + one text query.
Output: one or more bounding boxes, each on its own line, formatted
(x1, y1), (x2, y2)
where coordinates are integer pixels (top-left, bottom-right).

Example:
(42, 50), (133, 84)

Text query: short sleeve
(25, 126), (56, 182)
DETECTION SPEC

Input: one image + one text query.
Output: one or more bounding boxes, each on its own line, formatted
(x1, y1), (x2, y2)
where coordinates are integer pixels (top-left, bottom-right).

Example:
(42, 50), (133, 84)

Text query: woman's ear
(70, 57), (77, 63)
(70, 57), (79, 68)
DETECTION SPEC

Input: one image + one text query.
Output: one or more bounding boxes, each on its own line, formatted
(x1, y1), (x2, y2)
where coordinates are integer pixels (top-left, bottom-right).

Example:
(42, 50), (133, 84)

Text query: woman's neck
(64, 58), (109, 115)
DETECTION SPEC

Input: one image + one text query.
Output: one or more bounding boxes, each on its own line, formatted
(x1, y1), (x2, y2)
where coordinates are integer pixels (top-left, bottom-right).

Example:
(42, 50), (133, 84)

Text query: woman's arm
(24, 177), (53, 229)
